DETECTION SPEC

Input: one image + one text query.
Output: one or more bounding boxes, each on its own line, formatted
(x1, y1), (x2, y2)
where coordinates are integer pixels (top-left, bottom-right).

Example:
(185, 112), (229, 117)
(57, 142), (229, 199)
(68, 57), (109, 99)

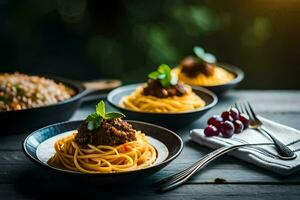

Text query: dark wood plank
(1, 108), (300, 150)
(1, 91), (300, 185)
(223, 90), (300, 112)
(1, 144), (300, 184)
(0, 183), (300, 200)
(1, 90), (300, 199)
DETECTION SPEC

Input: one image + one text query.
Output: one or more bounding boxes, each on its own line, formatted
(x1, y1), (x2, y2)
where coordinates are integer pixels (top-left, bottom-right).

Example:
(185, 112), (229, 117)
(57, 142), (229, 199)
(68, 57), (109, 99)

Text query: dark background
(0, 0), (300, 89)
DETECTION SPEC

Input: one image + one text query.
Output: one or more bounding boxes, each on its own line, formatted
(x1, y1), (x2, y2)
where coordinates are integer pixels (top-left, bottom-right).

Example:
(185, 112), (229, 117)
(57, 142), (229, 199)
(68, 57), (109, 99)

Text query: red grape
(230, 107), (239, 120)
(220, 121), (234, 138)
(239, 114), (250, 128)
(233, 120), (244, 133)
(205, 107), (249, 138)
(207, 115), (223, 130)
(221, 111), (233, 121)
(204, 125), (219, 137)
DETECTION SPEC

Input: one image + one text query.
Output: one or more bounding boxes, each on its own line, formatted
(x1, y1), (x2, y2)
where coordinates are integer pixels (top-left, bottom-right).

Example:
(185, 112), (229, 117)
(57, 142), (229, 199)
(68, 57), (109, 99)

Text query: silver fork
(155, 143), (272, 192)
(235, 101), (296, 160)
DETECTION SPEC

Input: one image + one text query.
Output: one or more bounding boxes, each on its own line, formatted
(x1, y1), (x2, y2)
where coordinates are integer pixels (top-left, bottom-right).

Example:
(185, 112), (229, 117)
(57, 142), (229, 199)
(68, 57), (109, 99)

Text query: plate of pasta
(23, 101), (183, 184)
(107, 64), (218, 129)
(172, 46), (244, 96)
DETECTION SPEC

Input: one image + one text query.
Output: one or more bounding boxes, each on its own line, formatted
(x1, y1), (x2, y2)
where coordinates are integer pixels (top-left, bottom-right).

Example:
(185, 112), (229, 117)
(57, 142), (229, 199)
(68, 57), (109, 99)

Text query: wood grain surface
(1, 90), (300, 199)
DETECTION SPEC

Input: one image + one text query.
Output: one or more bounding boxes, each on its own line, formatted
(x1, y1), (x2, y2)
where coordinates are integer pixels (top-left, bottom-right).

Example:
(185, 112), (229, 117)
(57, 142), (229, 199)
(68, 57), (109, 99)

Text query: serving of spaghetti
(172, 46), (235, 87)
(172, 66), (235, 87)
(48, 131), (156, 173)
(120, 64), (205, 113)
(121, 84), (205, 113)
(47, 101), (157, 173)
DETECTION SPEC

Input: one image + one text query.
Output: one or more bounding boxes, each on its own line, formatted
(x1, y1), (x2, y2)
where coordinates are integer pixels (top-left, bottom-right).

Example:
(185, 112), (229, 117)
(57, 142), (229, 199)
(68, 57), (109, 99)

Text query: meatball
(142, 79), (187, 98)
(75, 118), (137, 146)
(180, 56), (215, 77)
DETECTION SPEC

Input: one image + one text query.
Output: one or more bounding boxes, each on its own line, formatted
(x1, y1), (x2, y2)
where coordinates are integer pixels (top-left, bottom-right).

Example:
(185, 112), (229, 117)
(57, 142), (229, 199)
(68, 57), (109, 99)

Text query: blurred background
(0, 0), (299, 89)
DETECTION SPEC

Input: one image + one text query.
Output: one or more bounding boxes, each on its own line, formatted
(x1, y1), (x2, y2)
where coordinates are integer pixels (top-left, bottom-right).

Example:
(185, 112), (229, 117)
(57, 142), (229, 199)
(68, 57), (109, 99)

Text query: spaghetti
(48, 131), (157, 173)
(121, 85), (205, 113)
(172, 67), (235, 87)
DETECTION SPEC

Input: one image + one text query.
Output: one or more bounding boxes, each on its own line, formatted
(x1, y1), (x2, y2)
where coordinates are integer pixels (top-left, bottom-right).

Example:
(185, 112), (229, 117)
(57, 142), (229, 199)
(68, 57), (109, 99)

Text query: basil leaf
(193, 46), (217, 64)
(203, 53), (216, 63)
(96, 100), (105, 117)
(87, 116), (102, 131)
(86, 112), (99, 122)
(158, 64), (170, 74)
(193, 46), (205, 59)
(85, 100), (125, 131)
(105, 112), (125, 119)
(160, 77), (170, 88)
(149, 71), (167, 80)
(148, 71), (160, 79)
(157, 73), (166, 79)
(148, 64), (173, 88)
(157, 64), (171, 87)
(96, 117), (103, 128)
(165, 68), (171, 87)
(87, 121), (95, 131)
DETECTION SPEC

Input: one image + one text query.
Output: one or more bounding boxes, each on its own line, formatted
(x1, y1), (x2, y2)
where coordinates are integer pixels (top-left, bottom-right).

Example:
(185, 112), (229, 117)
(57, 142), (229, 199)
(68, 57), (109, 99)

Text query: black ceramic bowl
(107, 83), (218, 129)
(191, 63), (244, 96)
(23, 120), (183, 184)
(0, 75), (121, 134)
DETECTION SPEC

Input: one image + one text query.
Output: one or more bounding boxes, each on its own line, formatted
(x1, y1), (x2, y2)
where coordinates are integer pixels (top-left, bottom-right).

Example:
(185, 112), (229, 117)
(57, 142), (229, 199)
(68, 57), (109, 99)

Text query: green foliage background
(0, 0), (300, 89)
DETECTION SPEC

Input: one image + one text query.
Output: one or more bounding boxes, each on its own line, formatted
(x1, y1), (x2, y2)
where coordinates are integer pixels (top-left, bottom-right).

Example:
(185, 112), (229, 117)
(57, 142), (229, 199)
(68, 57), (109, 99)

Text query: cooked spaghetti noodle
(121, 85), (205, 113)
(172, 67), (235, 86)
(48, 131), (157, 173)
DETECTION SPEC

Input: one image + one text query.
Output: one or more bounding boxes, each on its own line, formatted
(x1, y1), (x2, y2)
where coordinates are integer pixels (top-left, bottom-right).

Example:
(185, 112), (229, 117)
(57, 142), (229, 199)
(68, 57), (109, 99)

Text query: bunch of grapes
(204, 107), (250, 138)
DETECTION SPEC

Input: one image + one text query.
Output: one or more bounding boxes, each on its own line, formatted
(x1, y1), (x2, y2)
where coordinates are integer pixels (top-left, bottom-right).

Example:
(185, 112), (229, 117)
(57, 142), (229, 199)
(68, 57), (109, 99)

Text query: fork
(155, 143), (272, 192)
(235, 101), (296, 160)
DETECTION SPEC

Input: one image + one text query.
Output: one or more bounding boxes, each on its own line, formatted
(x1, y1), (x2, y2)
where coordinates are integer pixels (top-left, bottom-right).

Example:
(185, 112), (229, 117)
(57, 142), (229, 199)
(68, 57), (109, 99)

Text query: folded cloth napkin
(190, 116), (300, 175)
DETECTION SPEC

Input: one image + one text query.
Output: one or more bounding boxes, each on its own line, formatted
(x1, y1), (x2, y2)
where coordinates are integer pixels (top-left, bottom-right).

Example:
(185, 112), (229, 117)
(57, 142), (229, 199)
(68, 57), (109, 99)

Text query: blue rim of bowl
(107, 83), (218, 115)
(23, 120), (183, 176)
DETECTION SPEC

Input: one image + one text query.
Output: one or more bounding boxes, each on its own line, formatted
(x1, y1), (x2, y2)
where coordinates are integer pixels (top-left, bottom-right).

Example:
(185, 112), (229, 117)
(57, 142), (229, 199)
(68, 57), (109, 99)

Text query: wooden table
(1, 90), (300, 199)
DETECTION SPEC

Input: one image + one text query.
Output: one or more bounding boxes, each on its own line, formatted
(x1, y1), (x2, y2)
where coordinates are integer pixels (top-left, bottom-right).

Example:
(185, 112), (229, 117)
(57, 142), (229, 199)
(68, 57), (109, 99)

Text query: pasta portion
(172, 67), (235, 87)
(48, 132), (157, 173)
(121, 85), (205, 113)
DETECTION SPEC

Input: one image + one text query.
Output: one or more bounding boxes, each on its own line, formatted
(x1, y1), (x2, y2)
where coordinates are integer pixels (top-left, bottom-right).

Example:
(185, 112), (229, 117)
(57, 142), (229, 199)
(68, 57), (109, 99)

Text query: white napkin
(190, 116), (300, 175)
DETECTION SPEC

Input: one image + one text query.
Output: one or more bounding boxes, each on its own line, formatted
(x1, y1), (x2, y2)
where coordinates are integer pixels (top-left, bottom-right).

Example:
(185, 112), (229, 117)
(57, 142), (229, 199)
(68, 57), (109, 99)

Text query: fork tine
(246, 102), (259, 121)
(235, 102), (242, 113)
(240, 101), (248, 115)
(234, 102), (239, 112)
(243, 102), (255, 121)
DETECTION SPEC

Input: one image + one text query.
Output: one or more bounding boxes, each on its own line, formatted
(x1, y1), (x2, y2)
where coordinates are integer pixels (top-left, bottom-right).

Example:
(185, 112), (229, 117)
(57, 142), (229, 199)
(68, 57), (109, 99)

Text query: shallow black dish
(23, 120), (183, 184)
(0, 75), (121, 134)
(107, 83), (218, 129)
(191, 63), (244, 96)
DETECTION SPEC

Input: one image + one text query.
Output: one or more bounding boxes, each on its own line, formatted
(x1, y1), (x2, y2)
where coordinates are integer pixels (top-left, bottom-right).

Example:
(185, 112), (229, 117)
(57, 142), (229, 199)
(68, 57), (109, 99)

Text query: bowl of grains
(0, 72), (121, 133)
(0, 73), (76, 111)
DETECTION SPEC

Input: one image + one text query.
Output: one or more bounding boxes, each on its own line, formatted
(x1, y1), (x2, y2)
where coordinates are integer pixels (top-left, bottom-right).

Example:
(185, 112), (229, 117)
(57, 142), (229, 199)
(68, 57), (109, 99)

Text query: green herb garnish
(148, 64), (177, 88)
(193, 46), (217, 64)
(86, 101), (125, 131)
